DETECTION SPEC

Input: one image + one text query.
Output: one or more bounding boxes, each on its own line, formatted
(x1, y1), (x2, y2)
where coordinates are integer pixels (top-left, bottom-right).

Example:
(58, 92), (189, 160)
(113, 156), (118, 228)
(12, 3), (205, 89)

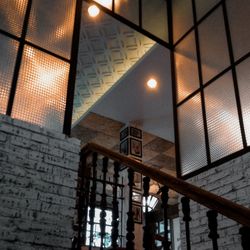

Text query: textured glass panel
(173, 0), (193, 42)
(227, 0), (250, 60)
(236, 58), (250, 145)
(195, 0), (220, 21)
(27, 0), (76, 59)
(0, 0), (28, 37)
(115, 0), (139, 25)
(12, 46), (70, 132)
(175, 32), (199, 103)
(204, 72), (243, 162)
(142, 0), (168, 42)
(0, 35), (19, 114)
(199, 7), (230, 84)
(94, 0), (112, 10)
(178, 94), (207, 175)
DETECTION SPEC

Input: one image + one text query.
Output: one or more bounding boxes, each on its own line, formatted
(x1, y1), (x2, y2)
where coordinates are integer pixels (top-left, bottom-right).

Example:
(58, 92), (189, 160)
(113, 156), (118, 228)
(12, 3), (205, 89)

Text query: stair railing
(74, 142), (250, 250)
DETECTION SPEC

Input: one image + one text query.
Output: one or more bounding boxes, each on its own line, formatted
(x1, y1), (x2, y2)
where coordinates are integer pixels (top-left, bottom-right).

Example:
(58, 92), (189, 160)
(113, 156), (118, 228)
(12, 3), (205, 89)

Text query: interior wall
(179, 152), (250, 249)
(0, 114), (80, 249)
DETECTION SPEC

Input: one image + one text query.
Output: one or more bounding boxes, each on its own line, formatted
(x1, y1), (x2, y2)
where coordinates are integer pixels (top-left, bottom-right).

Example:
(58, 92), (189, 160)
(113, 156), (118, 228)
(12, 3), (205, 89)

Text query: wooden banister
(81, 143), (250, 227)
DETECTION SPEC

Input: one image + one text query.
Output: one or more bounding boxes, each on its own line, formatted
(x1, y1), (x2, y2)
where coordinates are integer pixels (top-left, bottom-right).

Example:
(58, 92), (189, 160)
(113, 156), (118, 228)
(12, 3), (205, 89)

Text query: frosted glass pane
(195, 0), (220, 21)
(173, 0), (193, 42)
(236, 58), (250, 145)
(178, 94), (207, 175)
(0, 35), (19, 114)
(27, 0), (76, 59)
(175, 32), (199, 103)
(204, 72), (243, 162)
(12, 46), (70, 132)
(115, 0), (139, 25)
(199, 7), (230, 84)
(227, 0), (250, 60)
(0, 0), (28, 37)
(94, 0), (112, 10)
(142, 0), (168, 42)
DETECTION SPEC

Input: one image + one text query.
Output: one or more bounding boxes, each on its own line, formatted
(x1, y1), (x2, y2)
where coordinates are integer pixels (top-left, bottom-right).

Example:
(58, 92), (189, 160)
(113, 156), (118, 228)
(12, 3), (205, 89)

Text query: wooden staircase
(73, 143), (250, 250)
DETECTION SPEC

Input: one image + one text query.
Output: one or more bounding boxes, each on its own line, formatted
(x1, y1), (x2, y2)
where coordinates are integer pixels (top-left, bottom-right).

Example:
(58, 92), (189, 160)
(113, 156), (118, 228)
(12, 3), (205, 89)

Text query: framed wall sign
(130, 138), (142, 157)
(120, 127), (129, 141)
(120, 138), (129, 155)
(133, 172), (142, 190)
(130, 126), (142, 139)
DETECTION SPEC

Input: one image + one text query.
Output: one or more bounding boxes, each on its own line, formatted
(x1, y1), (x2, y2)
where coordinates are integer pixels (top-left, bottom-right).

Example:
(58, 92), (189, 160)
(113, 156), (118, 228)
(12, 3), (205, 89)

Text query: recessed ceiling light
(147, 78), (157, 89)
(88, 5), (100, 17)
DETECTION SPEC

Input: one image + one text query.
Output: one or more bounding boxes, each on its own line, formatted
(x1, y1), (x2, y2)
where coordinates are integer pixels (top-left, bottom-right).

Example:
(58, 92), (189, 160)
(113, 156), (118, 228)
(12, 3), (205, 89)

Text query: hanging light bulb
(147, 78), (158, 89)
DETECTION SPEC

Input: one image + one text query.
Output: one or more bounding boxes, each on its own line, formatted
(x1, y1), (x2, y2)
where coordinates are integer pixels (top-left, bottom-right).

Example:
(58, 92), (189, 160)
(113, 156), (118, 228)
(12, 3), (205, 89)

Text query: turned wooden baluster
(77, 154), (91, 249)
(111, 161), (120, 249)
(239, 226), (250, 250)
(126, 168), (135, 250)
(143, 176), (151, 250)
(207, 210), (219, 250)
(100, 157), (108, 250)
(75, 154), (87, 249)
(181, 197), (191, 250)
(88, 152), (98, 250)
(161, 186), (171, 250)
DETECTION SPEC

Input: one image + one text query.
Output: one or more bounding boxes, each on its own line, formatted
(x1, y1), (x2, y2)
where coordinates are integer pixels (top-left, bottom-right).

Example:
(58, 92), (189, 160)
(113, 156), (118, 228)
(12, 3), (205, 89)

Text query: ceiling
(73, 1), (174, 143)
(92, 44), (174, 142)
(71, 1), (176, 201)
(73, 2), (155, 123)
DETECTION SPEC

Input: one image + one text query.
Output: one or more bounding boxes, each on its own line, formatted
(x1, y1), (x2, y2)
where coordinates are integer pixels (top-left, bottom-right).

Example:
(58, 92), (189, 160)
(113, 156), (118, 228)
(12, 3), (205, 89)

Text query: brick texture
(179, 155), (250, 250)
(0, 115), (80, 250)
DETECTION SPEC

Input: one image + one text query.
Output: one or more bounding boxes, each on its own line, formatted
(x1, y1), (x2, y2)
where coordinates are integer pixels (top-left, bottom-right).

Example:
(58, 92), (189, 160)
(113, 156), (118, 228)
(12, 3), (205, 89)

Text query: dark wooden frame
(120, 138), (129, 155)
(132, 203), (142, 224)
(130, 126), (142, 139)
(132, 191), (142, 203)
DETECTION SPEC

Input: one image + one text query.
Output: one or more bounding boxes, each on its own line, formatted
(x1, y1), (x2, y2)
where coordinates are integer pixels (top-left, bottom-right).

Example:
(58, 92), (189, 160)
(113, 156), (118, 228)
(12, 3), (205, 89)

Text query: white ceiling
(92, 44), (174, 142)
(73, 2), (155, 124)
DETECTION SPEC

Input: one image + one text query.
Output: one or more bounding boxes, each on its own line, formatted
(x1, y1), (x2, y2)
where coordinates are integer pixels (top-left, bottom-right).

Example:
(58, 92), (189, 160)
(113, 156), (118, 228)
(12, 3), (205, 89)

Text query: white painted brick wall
(0, 114), (80, 250)
(179, 155), (250, 250)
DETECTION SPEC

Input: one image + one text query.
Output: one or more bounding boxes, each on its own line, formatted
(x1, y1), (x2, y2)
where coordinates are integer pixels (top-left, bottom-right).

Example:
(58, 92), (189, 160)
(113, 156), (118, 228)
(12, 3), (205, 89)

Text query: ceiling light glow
(147, 78), (157, 89)
(88, 5), (100, 17)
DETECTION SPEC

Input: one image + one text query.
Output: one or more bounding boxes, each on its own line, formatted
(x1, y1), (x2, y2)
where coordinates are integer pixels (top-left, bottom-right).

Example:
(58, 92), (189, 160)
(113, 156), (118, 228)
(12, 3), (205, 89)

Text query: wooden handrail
(81, 143), (250, 227)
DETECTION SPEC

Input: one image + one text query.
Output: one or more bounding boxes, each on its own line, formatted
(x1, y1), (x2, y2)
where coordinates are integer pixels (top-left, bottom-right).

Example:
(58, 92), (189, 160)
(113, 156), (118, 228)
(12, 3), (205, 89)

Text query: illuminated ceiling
(72, 2), (156, 125)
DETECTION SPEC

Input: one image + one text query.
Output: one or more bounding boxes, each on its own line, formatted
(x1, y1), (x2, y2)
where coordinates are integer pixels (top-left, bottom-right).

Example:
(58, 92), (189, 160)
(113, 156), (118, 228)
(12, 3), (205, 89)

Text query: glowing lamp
(147, 78), (157, 89)
(88, 5), (100, 17)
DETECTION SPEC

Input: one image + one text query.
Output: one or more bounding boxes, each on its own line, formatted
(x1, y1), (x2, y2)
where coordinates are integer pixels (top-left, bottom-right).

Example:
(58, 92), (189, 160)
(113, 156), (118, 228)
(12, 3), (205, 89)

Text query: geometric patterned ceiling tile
(72, 2), (155, 125)
(72, 112), (176, 174)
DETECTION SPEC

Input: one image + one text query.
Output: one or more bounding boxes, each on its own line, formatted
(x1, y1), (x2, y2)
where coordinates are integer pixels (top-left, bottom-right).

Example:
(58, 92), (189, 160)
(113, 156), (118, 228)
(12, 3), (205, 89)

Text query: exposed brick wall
(0, 115), (80, 250)
(179, 155), (250, 250)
